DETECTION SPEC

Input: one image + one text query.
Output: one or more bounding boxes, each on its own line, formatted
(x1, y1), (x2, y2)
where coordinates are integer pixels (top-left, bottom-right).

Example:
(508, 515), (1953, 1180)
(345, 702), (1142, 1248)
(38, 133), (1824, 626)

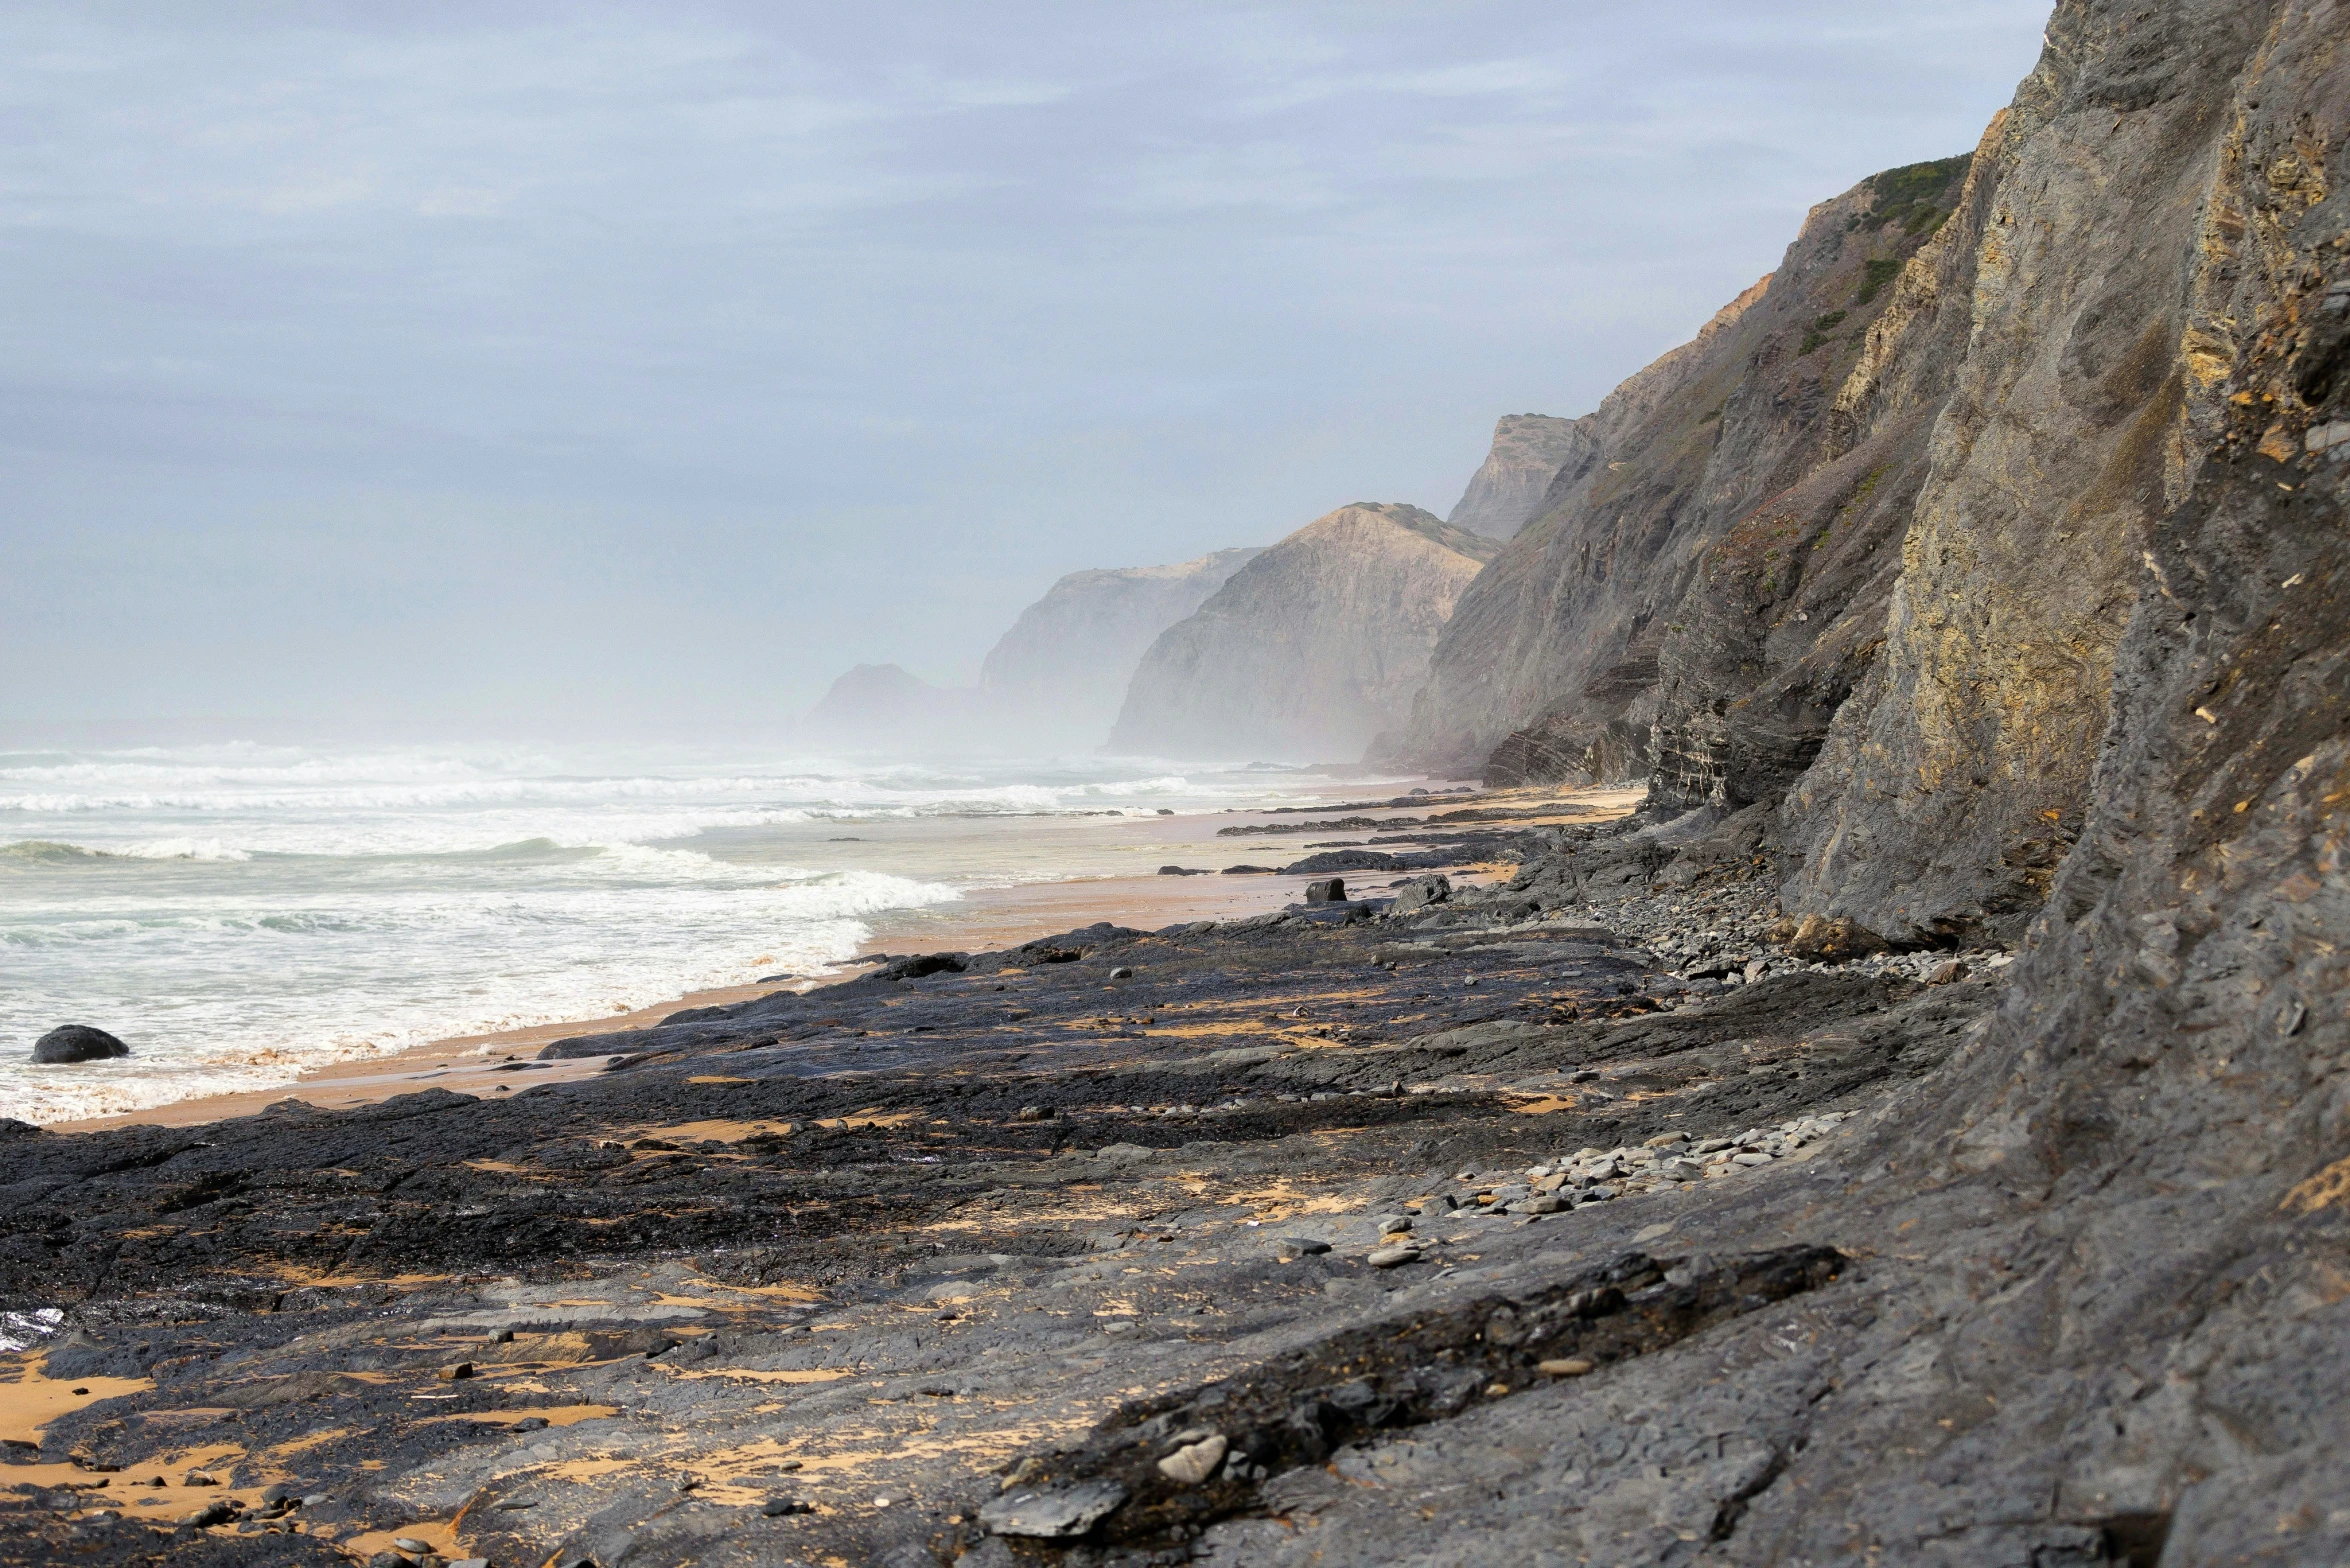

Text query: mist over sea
(0, 742), (1335, 1126)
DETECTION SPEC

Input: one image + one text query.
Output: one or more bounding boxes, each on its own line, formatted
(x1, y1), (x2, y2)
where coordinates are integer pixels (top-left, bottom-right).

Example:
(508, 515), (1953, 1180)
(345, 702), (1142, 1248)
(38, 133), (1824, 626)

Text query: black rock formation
(31, 1025), (129, 1065)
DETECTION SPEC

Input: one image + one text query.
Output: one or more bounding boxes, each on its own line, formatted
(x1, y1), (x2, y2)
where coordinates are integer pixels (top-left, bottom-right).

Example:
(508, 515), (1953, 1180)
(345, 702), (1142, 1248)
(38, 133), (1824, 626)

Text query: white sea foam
(1, 742), (1367, 1126)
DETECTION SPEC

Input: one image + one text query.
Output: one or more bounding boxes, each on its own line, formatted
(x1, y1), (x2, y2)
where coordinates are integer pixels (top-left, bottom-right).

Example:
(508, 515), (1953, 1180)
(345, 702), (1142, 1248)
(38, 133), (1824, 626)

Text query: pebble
(393, 1539), (433, 1554)
(763, 1498), (814, 1516)
(1283, 1238), (1331, 1255)
(1367, 1244), (1422, 1268)
(1536, 1357), (1594, 1376)
(1156, 1432), (1227, 1485)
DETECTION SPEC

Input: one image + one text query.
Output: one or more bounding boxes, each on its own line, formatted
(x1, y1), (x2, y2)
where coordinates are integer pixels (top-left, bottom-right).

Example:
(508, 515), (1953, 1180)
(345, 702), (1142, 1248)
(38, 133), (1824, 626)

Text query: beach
(33, 780), (1639, 1133)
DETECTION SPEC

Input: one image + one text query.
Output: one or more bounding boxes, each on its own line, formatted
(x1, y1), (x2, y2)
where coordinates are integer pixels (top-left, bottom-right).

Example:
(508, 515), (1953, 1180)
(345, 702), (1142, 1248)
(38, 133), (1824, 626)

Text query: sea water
(0, 742), (1334, 1126)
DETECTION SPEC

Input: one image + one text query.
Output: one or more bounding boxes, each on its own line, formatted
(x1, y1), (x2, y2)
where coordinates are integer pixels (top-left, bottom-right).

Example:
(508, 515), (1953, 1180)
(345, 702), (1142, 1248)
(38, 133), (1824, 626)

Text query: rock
(1371, 1213), (1412, 1235)
(1367, 1245), (1422, 1268)
(31, 1026), (128, 1065)
(1391, 874), (1452, 914)
(762, 1498), (814, 1516)
(440, 1362), (473, 1381)
(365, 1555), (412, 1568)
(1110, 503), (1499, 758)
(1156, 866), (1210, 876)
(1537, 1357), (1595, 1376)
(1281, 1238), (1331, 1255)
(1221, 864), (1277, 875)
(1108, 967), (1134, 979)
(185, 1499), (239, 1528)
(1015, 1105), (1052, 1122)
(1303, 878), (1347, 904)
(981, 548), (1264, 749)
(978, 1480), (1128, 1539)
(1445, 413), (1600, 539)
(1925, 958), (1966, 984)
(1156, 1432), (1227, 1485)
(1773, 915), (1891, 963)
(393, 1539), (433, 1554)
(511, 1416), (549, 1432)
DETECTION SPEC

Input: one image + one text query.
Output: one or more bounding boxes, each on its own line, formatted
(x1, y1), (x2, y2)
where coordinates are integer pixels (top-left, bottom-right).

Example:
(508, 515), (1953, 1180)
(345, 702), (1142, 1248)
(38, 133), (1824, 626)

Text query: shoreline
(44, 783), (1640, 1135)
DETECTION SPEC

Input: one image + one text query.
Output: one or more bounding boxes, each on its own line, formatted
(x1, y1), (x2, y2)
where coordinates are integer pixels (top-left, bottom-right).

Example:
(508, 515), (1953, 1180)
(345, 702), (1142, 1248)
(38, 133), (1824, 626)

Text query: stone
(393, 1539), (433, 1554)
(1110, 504), (1499, 759)
(981, 549), (1263, 750)
(762, 1498), (813, 1516)
(1391, 874), (1453, 914)
(31, 1026), (128, 1065)
(1367, 1245), (1422, 1268)
(1774, 915), (1891, 963)
(1537, 1357), (1595, 1377)
(1156, 1433), (1227, 1485)
(978, 1480), (1128, 1539)
(1304, 878), (1347, 904)
(186, 1499), (238, 1528)
(440, 1362), (473, 1381)
(1015, 1105), (1052, 1122)
(1109, 967), (1135, 979)
(1371, 1213), (1413, 1235)
(1282, 1238), (1331, 1255)
(1925, 958), (1966, 984)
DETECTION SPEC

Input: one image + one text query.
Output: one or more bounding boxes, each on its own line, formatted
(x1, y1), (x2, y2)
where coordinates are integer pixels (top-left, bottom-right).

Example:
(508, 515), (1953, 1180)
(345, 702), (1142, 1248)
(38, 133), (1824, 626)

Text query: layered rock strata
(1386, 154), (1970, 785)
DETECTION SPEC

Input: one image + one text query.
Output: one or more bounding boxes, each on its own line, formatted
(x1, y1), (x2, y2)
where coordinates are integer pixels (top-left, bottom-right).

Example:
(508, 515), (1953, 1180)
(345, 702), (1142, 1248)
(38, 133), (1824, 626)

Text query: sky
(0, 1), (2053, 744)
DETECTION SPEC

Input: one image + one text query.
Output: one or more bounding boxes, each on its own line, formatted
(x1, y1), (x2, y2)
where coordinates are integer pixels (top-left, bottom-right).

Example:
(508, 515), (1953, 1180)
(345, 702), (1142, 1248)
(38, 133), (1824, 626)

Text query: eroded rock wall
(980, 548), (1263, 749)
(1388, 156), (1973, 786)
(1444, 413), (1600, 540)
(1776, 0), (2304, 943)
(1109, 504), (1497, 761)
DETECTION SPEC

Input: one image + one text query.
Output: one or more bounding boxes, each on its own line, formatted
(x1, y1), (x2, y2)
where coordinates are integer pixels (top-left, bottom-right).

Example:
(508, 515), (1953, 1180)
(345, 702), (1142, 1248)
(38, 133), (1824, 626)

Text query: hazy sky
(1, 1), (2051, 742)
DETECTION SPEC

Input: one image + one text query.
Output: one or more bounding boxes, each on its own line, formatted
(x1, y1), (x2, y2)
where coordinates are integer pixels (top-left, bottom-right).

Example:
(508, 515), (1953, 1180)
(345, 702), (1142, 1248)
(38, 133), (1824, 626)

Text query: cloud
(0, 0), (2054, 738)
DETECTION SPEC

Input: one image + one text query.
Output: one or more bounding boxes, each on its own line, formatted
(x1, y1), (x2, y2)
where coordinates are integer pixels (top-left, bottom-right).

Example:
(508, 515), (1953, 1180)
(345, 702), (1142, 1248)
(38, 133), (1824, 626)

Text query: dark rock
(1302, 879), (1346, 904)
(1391, 874), (1452, 914)
(1221, 864), (1277, 874)
(31, 1026), (129, 1065)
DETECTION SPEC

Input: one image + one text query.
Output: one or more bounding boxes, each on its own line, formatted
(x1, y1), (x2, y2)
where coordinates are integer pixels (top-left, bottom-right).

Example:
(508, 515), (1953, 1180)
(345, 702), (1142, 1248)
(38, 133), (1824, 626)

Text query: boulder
(1303, 878), (1347, 904)
(32, 1025), (129, 1065)
(1770, 915), (1891, 963)
(1391, 874), (1452, 914)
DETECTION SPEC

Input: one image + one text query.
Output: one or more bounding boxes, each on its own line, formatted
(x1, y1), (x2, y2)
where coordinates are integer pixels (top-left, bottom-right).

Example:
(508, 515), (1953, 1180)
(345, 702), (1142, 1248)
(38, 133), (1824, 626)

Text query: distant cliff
(1110, 504), (1496, 760)
(980, 549), (1262, 749)
(1444, 414), (1598, 539)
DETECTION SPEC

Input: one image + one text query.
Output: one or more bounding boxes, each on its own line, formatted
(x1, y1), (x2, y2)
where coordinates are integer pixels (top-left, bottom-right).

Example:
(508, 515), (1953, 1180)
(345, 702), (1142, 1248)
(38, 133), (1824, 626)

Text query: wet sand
(44, 784), (1638, 1135)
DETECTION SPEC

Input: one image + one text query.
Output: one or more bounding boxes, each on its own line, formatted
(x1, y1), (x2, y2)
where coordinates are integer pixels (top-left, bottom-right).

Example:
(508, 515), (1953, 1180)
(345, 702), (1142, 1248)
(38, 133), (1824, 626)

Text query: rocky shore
(1, 793), (2026, 1568)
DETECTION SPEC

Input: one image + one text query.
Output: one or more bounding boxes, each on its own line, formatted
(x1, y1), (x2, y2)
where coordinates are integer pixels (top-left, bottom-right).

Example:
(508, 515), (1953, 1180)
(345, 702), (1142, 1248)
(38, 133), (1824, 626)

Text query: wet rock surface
(0, 809), (2009, 1566)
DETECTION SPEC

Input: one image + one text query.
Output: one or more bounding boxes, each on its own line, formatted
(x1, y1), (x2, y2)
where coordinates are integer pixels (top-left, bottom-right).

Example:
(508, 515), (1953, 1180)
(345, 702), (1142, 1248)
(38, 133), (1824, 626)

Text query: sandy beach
(43, 784), (1640, 1134)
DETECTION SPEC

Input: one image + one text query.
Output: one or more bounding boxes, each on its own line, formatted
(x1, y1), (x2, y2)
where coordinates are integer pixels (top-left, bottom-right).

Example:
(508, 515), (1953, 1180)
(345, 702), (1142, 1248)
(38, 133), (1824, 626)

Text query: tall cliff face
(979, 548), (1262, 749)
(1384, 155), (1971, 783)
(1772, 0), (2306, 942)
(1109, 504), (1496, 760)
(1444, 414), (1599, 539)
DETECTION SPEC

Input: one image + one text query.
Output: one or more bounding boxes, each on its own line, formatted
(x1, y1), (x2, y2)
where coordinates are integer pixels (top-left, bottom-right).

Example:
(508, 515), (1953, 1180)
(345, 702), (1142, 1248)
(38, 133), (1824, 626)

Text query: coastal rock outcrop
(1382, 152), (1971, 784)
(980, 548), (1262, 748)
(1110, 504), (1495, 760)
(1444, 414), (1599, 539)
(31, 1025), (129, 1064)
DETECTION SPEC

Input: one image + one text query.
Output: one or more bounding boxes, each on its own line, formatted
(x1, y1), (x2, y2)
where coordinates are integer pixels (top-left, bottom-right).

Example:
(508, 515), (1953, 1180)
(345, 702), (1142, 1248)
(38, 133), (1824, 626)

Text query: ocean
(0, 742), (1346, 1127)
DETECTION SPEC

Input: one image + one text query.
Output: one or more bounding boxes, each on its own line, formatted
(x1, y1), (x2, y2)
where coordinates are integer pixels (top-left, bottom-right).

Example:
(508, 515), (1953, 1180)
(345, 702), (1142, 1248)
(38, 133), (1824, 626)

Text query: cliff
(1444, 414), (1599, 539)
(1382, 152), (1972, 784)
(979, 548), (1262, 749)
(1109, 504), (1496, 760)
